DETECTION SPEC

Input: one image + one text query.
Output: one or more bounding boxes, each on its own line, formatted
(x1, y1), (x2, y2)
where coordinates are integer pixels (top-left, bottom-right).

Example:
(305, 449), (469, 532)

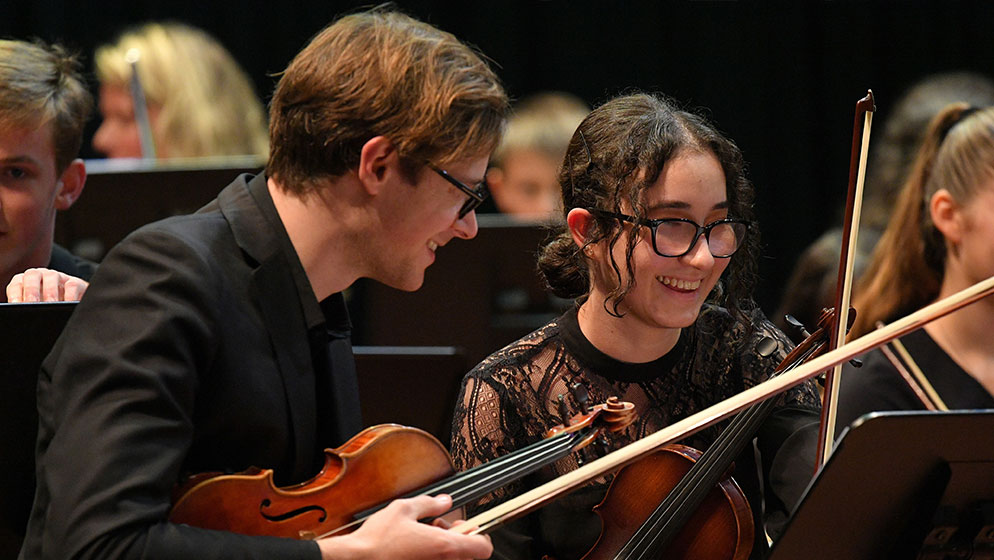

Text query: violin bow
(452, 274), (994, 535)
(816, 90), (876, 469)
(876, 341), (940, 412)
(875, 320), (949, 411)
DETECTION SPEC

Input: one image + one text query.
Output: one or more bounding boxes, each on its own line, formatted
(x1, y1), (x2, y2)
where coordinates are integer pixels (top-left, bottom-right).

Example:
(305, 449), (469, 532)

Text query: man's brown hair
(0, 40), (93, 172)
(267, 8), (509, 193)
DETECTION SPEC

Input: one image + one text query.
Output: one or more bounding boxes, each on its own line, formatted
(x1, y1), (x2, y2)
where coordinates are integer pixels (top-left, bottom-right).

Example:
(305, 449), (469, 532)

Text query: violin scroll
(545, 397), (636, 450)
(546, 397), (636, 434)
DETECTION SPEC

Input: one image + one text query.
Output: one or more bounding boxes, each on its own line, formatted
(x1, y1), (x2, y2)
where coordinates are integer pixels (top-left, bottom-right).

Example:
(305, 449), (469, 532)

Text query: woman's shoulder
(466, 316), (566, 381)
(693, 304), (820, 409)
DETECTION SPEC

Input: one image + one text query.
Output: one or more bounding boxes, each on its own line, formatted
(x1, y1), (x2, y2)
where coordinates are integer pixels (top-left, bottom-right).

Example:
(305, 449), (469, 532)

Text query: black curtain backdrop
(4, 0), (993, 313)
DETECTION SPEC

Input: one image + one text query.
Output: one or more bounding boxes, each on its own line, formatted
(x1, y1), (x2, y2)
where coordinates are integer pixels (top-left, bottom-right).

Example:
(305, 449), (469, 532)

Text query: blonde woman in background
(836, 103), (994, 433)
(92, 22), (268, 159)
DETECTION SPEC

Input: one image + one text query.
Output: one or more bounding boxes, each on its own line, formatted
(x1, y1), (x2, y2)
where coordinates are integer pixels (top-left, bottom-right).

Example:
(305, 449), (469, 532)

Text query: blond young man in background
(0, 39), (94, 303)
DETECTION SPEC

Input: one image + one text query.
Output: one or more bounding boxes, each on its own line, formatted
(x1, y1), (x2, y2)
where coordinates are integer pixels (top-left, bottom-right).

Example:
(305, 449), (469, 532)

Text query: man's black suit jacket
(21, 174), (347, 559)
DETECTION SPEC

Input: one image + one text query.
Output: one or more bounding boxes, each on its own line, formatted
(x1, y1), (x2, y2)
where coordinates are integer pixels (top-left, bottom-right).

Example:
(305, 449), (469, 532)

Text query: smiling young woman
(449, 92), (822, 560)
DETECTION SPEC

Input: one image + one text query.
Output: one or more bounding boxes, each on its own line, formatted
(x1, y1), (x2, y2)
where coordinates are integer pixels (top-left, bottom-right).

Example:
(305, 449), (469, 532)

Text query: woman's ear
(929, 188), (963, 245)
(567, 208), (594, 251)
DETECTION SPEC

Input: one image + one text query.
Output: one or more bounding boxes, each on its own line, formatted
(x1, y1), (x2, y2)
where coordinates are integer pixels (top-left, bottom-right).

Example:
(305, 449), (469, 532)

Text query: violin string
(642, 399), (774, 558)
(663, 403), (771, 554)
(317, 518), (363, 539)
(348, 429), (586, 527)
(314, 438), (576, 544)
(623, 343), (818, 558)
(621, 396), (776, 559)
(442, 432), (584, 506)
(427, 433), (570, 493)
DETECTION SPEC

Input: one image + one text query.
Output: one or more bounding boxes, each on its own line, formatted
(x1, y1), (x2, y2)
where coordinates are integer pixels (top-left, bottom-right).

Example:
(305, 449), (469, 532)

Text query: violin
(583, 444), (753, 560)
(580, 308), (850, 560)
(168, 397), (635, 540)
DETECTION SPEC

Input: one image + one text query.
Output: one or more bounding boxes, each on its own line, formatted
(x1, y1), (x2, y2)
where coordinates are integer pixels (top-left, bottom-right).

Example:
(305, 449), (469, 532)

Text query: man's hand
(318, 495), (492, 560)
(6, 268), (89, 303)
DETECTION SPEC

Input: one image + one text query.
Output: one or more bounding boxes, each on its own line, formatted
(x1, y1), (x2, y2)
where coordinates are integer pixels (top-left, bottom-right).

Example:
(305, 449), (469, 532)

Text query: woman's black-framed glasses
(425, 161), (489, 219)
(588, 209), (750, 258)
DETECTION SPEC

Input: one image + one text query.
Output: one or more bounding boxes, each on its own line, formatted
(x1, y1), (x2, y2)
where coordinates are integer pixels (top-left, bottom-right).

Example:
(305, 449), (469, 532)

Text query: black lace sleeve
(450, 324), (567, 512)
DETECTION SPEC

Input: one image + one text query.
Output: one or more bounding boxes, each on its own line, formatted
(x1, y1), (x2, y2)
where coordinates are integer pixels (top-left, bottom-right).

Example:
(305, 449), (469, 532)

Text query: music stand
(769, 410), (994, 559)
(0, 302), (77, 557)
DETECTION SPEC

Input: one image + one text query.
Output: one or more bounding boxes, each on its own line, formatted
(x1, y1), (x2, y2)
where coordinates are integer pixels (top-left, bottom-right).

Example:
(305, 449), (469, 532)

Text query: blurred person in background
(92, 22), (269, 159)
(1, 39), (94, 303)
(835, 103), (994, 432)
(486, 92), (588, 219)
(775, 71), (994, 333)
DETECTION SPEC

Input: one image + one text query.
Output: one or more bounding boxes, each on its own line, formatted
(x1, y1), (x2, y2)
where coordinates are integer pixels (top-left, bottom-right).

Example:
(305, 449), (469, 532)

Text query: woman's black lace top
(450, 304), (822, 560)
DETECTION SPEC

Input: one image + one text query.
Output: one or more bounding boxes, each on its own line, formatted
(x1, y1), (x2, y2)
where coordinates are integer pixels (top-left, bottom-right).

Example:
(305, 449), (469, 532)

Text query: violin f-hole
(259, 499), (328, 523)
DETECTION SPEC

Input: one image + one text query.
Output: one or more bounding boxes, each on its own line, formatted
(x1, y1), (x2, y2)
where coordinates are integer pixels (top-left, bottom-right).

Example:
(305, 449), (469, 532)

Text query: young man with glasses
(450, 93), (821, 560)
(22, 8), (507, 560)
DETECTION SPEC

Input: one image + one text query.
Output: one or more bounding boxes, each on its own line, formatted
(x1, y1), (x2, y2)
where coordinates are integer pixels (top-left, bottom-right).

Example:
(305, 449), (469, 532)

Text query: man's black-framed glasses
(425, 161), (489, 219)
(588, 209), (750, 258)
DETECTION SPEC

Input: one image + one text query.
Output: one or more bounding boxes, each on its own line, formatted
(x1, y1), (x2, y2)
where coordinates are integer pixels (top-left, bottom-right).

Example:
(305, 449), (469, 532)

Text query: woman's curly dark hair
(537, 92), (760, 327)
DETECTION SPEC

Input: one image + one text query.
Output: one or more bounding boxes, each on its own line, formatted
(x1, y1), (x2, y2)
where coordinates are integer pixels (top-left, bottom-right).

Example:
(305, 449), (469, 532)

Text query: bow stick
(816, 90), (876, 468)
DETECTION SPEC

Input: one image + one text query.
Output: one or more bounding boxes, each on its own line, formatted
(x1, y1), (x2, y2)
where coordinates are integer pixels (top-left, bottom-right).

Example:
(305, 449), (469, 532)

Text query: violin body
(169, 424), (454, 539)
(583, 444), (753, 560)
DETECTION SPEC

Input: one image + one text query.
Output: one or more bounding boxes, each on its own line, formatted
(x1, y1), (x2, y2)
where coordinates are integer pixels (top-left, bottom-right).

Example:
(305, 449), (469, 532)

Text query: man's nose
(453, 209), (479, 239)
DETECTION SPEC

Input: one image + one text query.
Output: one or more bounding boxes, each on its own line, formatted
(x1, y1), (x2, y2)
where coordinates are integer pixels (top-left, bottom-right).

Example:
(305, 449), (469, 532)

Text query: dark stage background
(3, 0), (994, 314)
